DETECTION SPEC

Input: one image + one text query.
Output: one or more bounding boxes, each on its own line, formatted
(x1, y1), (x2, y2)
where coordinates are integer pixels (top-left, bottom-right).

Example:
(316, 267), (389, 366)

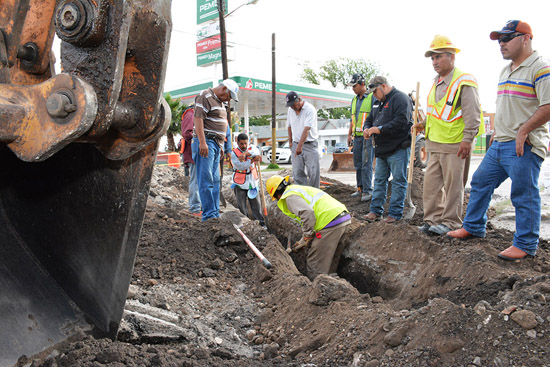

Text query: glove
(290, 235), (313, 253)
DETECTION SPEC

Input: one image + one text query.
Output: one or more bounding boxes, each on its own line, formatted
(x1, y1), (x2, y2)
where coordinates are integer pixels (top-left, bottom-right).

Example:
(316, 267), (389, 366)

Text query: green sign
(197, 49), (222, 67)
(197, 0), (227, 24)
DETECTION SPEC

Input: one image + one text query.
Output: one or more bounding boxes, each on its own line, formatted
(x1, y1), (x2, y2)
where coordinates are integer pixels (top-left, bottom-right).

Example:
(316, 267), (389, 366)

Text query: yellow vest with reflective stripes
(426, 68), (484, 144)
(278, 185), (347, 232)
(351, 93), (373, 137)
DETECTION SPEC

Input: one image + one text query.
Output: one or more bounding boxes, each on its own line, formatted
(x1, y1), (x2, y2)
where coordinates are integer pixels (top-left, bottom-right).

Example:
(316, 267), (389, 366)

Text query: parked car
(267, 142), (292, 164)
(267, 141), (323, 164)
(333, 143), (349, 153)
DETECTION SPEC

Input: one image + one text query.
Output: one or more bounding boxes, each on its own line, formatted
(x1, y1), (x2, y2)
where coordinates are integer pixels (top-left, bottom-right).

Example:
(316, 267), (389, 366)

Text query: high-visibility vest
(278, 185), (347, 231)
(232, 148), (258, 185)
(350, 93), (373, 137)
(425, 68), (484, 144)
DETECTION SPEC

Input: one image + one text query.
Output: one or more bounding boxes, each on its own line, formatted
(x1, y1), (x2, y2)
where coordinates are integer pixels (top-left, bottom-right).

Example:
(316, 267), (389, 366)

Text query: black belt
(205, 132), (220, 141)
(293, 141), (315, 144)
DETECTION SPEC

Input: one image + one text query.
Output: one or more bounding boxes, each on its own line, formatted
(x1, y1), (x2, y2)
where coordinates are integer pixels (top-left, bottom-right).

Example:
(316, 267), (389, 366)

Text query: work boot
(351, 189), (361, 198)
(498, 246), (532, 261)
(364, 212), (381, 222)
(418, 223), (431, 234)
(447, 228), (479, 240)
(429, 224), (452, 236)
(361, 193), (372, 202)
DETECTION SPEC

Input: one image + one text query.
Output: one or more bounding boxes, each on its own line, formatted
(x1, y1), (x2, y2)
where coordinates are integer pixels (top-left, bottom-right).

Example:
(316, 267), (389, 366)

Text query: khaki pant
(423, 151), (470, 229)
(307, 220), (350, 280)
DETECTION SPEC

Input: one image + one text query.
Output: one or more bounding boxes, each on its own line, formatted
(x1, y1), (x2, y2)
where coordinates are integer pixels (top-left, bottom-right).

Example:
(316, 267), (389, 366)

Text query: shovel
(232, 223), (272, 268)
(256, 161), (269, 228)
(403, 82), (420, 221)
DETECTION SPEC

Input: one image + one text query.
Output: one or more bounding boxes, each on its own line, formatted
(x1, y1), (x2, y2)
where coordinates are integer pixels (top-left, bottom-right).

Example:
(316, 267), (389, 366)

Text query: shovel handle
(407, 82), (420, 185)
(256, 161), (268, 216)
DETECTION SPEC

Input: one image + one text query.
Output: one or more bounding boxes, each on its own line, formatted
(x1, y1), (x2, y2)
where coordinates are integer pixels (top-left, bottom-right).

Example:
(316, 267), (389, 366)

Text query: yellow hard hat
(425, 35), (460, 57)
(266, 175), (289, 200)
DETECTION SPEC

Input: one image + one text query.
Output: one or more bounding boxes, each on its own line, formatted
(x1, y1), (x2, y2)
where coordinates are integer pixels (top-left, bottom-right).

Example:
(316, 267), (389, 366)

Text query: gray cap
(365, 76), (388, 94)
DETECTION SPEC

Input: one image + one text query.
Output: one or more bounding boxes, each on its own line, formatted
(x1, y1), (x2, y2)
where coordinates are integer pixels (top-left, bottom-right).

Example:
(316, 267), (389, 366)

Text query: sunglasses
(498, 33), (524, 44)
(368, 83), (381, 90)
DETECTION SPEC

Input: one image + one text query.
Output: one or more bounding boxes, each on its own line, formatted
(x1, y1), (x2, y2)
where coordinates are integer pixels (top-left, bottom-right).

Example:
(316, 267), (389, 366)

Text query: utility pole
(271, 33), (276, 164)
(217, 0), (228, 80)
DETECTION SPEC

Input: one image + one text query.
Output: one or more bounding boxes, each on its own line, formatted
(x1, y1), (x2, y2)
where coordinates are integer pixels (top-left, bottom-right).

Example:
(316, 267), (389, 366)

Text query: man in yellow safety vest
(347, 73), (374, 202)
(413, 35), (483, 236)
(265, 175), (351, 280)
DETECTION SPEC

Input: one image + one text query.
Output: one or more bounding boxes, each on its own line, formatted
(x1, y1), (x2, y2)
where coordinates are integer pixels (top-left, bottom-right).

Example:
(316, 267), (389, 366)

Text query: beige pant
(422, 152), (471, 229)
(307, 220), (351, 280)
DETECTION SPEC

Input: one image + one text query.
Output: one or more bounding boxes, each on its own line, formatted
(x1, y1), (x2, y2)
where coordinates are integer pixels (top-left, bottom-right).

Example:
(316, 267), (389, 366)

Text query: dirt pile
(24, 165), (550, 367)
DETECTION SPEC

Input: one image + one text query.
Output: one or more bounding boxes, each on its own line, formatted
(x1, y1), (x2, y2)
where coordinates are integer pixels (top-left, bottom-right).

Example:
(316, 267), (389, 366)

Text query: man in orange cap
(414, 35), (483, 236)
(448, 21), (550, 261)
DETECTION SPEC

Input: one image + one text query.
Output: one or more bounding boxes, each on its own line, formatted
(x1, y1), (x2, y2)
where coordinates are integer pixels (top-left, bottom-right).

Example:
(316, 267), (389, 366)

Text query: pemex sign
(197, 0), (227, 24)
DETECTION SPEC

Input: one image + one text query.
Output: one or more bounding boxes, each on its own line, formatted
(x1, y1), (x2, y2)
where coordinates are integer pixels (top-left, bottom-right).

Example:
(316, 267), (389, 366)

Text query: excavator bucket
(329, 153), (355, 172)
(0, 1), (171, 365)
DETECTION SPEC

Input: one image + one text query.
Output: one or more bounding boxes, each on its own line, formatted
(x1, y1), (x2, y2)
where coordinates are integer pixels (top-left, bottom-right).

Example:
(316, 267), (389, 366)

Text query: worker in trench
(265, 175), (351, 280)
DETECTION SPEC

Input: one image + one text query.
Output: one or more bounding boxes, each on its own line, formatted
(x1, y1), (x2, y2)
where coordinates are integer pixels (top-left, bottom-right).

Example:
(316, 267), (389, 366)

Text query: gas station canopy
(167, 76), (354, 117)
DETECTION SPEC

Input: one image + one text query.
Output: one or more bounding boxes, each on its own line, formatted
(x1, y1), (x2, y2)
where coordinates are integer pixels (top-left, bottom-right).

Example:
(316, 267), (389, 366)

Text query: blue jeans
(463, 141), (542, 255)
(192, 137), (221, 221)
(353, 135), (374, 194)
(188, 162), (201, 213)
(370, 148), (409, 219)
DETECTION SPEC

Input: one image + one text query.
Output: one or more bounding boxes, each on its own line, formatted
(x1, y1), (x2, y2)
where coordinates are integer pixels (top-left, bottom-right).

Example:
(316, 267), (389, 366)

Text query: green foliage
(301, 57), (385, 89)
(300, 64), (320, 85)
(247, 115), (271, 126)
(164, 94), (186, 151)
(318, 107), (350, 120)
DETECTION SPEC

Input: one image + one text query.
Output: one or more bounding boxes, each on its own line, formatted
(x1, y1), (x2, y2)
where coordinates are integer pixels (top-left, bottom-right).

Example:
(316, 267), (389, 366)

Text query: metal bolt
(46, 93), (73, 118)
(60, 3), (80, 30)
(16, 43), (38, 62)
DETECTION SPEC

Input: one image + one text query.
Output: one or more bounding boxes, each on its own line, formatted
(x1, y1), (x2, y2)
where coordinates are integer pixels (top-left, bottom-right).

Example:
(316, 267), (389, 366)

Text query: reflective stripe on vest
(351, 93), (373, 136)
(232, 148), (258, 185)
(425, 68), (484, 144)
(278, 185), (347, 231)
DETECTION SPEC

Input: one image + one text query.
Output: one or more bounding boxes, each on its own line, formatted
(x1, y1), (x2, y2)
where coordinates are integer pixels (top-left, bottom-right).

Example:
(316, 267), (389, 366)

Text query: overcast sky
(166, 0), (550, 114)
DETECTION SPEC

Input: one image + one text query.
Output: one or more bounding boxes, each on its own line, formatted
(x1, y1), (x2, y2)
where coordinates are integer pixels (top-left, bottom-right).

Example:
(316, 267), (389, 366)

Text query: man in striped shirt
(448, 21), (550, 261)
(192, 79), (239, 221)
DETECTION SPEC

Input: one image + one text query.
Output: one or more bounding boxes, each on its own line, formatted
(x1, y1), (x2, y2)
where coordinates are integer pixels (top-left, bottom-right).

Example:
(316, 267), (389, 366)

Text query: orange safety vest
(232, 148), (258, 185)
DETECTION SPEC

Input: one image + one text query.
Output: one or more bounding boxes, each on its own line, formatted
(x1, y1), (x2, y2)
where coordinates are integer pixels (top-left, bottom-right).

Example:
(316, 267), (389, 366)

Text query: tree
(301, 57), (385, 89)
(318, 106), (350, 120)
(164, 94), (186, 152)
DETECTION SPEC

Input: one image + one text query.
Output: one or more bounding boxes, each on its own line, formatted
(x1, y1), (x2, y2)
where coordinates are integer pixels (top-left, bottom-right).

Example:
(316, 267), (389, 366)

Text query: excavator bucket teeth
(329, 153), (355, 172)
(0, 142), (158, 365)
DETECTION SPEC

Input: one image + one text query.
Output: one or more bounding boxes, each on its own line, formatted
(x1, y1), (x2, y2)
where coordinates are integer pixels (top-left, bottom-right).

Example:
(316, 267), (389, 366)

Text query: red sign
(196, 34), (221, 54)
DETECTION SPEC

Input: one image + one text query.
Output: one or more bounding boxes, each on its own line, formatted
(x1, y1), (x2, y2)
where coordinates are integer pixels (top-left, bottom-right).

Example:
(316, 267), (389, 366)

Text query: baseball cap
(366, 76), (388, 94)
(490, 20), (533, 40)
(347, 73), (365, 86)
(222, 79), (239, 102)
(286, 91), (299, 107)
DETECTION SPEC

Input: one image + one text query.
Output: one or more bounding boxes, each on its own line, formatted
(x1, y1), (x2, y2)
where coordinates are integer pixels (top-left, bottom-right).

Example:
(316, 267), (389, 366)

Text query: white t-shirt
(286, 101), (319, 142)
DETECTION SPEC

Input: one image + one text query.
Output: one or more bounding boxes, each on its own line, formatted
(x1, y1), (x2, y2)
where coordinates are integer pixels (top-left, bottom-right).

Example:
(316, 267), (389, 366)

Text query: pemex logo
(245, 79), (253, 89)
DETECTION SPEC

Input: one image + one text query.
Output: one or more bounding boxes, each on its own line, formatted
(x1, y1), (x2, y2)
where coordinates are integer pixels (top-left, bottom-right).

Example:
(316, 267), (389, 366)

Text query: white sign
(196, 22), (220, 41)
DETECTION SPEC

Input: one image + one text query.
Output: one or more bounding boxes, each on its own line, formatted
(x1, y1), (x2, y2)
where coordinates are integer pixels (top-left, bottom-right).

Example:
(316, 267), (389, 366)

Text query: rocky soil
(22, 164), (550, 367)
